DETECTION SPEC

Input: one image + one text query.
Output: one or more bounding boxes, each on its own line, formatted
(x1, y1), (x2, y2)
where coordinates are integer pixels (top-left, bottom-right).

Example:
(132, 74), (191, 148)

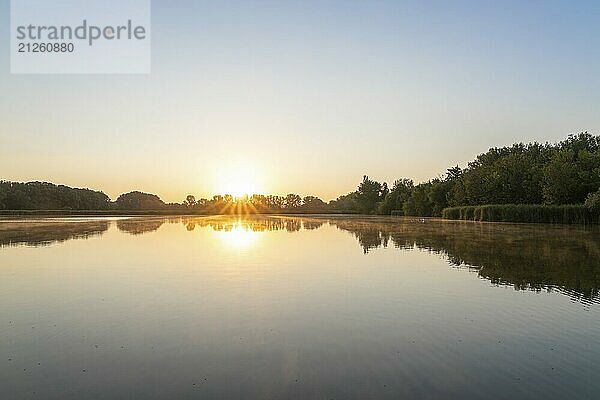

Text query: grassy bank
(442, 204), (600, 224)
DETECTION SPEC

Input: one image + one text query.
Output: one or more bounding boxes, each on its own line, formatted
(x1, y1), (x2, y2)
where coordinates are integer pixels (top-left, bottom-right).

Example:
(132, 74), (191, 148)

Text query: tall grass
(442, 204), (600, 224)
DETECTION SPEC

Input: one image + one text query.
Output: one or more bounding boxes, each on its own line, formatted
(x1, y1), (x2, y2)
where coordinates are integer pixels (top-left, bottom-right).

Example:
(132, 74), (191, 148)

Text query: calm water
(1, 216), (599, 399)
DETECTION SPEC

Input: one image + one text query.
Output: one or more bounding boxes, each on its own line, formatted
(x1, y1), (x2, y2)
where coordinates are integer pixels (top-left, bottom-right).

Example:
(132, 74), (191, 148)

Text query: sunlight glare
(218, 222), (258, 250)
(215, 164), (265, 197)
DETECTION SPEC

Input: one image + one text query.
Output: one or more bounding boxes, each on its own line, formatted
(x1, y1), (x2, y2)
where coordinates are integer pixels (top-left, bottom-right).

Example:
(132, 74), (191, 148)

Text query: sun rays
(215, 163), (265, 199)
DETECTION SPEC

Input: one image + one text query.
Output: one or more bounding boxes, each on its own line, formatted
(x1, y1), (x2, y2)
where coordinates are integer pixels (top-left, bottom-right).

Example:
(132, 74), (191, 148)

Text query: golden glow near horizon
(214, 163), (266, 198)
(216, 220), (258, 250)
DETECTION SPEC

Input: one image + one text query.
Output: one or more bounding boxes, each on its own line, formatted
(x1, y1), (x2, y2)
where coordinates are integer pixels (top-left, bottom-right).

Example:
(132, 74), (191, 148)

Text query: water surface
(1, 216), (599, 399)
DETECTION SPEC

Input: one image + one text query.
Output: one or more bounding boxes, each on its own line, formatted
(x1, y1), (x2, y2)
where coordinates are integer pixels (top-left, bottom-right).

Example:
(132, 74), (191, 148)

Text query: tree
(115, 191), (165, 210)
(356, 175), (385, 214)
(284, 194), (302, 209)
(377, 179), (413, 215)
(543, 147), (600, 205)
(0, 181), (111, 210)
(302, 196), (327, 211)
(428, 179), (451, 216)
(329, 192), (358, 213)
(403, 183), (433, 216)
(185, 195), (197, 207)
(446, 165), (462, 181)
(447, 143), (550, 206)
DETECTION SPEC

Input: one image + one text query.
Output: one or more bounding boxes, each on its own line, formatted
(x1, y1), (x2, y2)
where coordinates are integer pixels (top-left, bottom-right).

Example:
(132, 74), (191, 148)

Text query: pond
(1, 216), (599, 399)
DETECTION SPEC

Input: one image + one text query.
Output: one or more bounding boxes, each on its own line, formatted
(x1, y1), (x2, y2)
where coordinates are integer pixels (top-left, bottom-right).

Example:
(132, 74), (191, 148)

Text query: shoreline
(1, 211), (599, 227)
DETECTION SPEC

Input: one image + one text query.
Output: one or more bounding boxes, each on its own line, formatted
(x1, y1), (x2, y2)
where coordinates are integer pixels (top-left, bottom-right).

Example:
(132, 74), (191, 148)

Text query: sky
(1, 0), (599, 202)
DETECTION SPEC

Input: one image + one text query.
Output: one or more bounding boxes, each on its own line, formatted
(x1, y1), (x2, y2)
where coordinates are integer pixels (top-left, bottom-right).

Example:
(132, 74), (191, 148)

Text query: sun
(215, 164), (265, 197)
(223, 178), (255, 198)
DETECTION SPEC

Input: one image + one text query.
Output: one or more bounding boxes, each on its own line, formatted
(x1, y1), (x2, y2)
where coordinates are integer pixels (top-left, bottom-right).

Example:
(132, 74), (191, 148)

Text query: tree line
(181, 193), (331, 214)
(0, 182), (332, 213)
(2, 132), (599, 215)
(0, 183), (174, 212)
(333, 132), (600, 216)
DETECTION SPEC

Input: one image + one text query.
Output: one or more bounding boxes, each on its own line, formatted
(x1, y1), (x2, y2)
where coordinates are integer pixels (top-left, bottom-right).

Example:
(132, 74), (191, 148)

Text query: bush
(585, 189), (600, 213)
(442, 204), (600, 224)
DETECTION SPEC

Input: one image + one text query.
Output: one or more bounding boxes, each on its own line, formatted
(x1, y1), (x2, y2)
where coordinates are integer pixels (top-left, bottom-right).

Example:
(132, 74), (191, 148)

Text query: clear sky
(1, 0), (599, 202)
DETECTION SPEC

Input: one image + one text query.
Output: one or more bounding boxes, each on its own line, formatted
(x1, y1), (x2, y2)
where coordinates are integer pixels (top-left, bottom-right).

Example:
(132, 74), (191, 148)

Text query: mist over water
(1, 216), (599, 399)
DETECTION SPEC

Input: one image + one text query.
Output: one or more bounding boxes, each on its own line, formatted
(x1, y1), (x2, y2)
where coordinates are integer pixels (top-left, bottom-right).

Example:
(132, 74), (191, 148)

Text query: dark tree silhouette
(115, 191), (165, 210)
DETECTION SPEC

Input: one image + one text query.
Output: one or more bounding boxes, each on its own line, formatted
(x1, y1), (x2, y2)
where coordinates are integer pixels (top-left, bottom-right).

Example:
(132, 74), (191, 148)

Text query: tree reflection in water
(1, 215), (598, 302)
(0, 219), (110, 248)
(179, 215), (600, 302)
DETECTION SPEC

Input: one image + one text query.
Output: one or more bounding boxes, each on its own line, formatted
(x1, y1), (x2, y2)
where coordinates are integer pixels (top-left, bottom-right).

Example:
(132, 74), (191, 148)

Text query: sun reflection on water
(216, 220), (258, 250)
